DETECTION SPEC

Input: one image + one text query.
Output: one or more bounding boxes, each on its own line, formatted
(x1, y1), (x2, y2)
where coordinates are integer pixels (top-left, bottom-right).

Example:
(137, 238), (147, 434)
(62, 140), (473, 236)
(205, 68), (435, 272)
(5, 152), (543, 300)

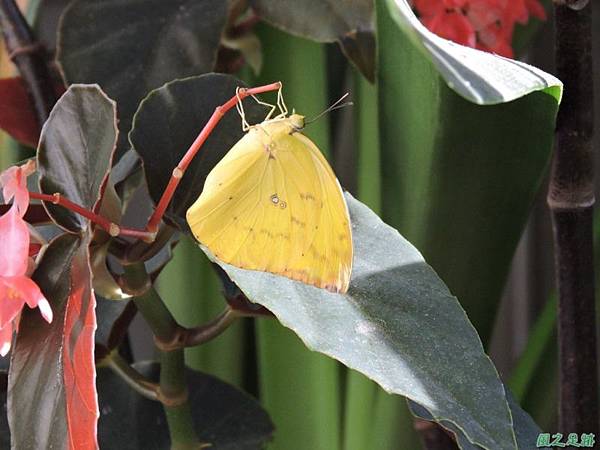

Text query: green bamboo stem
(160, 349), (207, 450)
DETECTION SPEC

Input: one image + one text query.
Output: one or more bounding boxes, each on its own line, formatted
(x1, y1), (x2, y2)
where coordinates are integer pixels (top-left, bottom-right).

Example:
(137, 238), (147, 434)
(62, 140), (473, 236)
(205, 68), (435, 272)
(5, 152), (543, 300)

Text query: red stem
(28, 192), (154, 240)
(145, 81), (282, 232)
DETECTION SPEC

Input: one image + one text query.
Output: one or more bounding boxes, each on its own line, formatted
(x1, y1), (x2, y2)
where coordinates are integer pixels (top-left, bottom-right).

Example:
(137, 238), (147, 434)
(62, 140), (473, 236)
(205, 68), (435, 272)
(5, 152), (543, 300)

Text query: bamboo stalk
(548, 0), (598, 434)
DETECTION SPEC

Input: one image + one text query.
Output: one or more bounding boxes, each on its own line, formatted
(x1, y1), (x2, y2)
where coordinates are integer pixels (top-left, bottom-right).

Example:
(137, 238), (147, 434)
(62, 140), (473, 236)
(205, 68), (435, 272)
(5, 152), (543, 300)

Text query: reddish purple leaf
(0, 77), (40, 148)
(0, 204), (52, 224)
(7, 234), (100, 449)
(0, 77), (65, 148)
(63, 241), (98, 450)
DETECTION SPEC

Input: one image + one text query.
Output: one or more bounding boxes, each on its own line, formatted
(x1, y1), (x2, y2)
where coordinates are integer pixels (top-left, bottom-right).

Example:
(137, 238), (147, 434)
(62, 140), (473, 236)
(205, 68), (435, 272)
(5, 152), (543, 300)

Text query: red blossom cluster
(412, 0), (547, 57)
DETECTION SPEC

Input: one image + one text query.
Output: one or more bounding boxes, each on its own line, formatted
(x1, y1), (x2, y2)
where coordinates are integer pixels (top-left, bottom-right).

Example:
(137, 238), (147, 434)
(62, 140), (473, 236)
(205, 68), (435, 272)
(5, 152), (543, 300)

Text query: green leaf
(409, 389), (542, 450)
(130, 73), (268, 230)
(7, 233), (81, 449)
(204, 194), (516, 450)
(250, 0), (375, 81)
(377, 0), (561, 341)
(37, 84), (117, 232)
(97, 361), (274, 449)
(57, 0), (228, 156)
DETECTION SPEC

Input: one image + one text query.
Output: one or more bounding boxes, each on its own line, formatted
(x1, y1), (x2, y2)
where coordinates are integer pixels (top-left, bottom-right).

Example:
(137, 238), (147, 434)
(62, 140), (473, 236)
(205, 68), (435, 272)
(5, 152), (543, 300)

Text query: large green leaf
(97, 361), (274, 449)
(377, 0), (561, 341)
(57, 0), (227, 156)
(130, 73), (268, 231)
(205, 194), (517, 450)
(250, 0), (375, 81)
(409, 389), (542, 450)
(37, 84), (117, 232)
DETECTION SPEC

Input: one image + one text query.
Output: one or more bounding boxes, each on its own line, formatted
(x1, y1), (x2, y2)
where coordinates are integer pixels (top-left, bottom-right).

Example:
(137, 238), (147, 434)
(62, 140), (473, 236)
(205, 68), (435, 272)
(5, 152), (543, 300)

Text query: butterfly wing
(186, 119), (353, 293)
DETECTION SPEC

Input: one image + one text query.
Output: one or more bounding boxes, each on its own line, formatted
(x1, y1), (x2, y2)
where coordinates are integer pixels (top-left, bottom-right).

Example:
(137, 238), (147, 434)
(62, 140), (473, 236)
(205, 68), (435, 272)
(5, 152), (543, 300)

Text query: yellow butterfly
(186, 88), (352, 293)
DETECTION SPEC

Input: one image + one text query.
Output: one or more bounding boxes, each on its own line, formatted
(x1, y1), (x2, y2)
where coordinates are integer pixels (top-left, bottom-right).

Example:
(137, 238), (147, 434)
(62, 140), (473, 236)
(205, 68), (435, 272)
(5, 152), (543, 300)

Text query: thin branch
(105, 352), (160, 401)
(0, 0), (56, 126)
(29, 191), (156, 241)
(549, 1), (598, 434)
(158, 307), (239, 351)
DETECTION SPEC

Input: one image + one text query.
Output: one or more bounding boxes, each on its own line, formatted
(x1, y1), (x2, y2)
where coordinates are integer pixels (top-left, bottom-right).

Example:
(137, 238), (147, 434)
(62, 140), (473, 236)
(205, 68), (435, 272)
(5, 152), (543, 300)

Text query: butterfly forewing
(186, 117), (352, 293)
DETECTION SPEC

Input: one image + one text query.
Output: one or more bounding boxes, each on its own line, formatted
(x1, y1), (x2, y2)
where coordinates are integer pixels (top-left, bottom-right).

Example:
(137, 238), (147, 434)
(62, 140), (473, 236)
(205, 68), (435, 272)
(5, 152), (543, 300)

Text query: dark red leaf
(8, 234), (99, 449)
(63, 240), (98, 450)
(0, 77), (66, 148)
(0, 203), (51, 224)
(0, 77), (40, 148)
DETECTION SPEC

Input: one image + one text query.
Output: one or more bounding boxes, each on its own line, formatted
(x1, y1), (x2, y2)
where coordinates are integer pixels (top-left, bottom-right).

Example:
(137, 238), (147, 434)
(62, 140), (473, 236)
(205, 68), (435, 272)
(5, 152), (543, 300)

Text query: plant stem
(549, 1), (598, 434)
(122, 263), (242, 351)
(119, 264), (205, 448)
(0, 0), (55, 126)
(29, 191), (156, 240)
(121, 263), (181, 345)
(181, 307), (238, 347)
(160, 349), (207, 449)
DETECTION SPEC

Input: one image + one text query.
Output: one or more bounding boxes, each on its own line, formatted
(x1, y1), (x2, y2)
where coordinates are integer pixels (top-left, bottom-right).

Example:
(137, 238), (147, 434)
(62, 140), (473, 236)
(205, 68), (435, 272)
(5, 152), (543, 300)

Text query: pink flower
(0, 161), (52, 356)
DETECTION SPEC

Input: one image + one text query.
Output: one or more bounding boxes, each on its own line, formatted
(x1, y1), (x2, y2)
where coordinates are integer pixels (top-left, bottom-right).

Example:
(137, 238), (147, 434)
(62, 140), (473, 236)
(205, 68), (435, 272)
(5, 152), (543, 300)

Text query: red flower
(423, 10), (476, 47)
(412, 0), (547, 58)
(0, 161), (52, 356)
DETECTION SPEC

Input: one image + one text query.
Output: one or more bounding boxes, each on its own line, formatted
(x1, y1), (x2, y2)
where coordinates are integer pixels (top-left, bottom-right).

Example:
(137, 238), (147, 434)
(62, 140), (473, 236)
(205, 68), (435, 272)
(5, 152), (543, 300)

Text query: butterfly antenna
(305, 93), (353, 126)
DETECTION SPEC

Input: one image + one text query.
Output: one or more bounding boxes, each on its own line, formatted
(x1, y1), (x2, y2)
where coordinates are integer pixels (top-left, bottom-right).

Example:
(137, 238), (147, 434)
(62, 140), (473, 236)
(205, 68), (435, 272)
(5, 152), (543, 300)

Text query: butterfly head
(289, 114), (305, 132)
